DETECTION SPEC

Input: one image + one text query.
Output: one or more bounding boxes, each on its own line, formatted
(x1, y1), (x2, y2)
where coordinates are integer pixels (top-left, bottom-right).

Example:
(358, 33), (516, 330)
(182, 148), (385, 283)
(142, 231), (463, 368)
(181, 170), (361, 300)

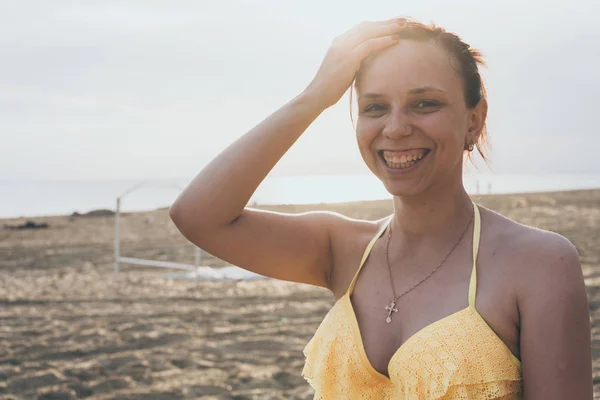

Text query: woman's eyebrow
(360, 87), (446, 100)
(409, 86), (446, 94)
(359, 93), (386, 100)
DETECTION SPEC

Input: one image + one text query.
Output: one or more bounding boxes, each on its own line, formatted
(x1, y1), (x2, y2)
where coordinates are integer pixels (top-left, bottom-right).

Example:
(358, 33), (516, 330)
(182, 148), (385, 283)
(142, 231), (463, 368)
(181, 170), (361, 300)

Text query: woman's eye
(363, 104), (385, 113)
(414, 100), (440, 110)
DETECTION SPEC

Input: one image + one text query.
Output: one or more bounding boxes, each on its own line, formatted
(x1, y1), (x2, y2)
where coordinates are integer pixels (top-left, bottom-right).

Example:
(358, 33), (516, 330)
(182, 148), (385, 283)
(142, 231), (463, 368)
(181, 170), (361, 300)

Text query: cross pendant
(385, 301), (398, 324)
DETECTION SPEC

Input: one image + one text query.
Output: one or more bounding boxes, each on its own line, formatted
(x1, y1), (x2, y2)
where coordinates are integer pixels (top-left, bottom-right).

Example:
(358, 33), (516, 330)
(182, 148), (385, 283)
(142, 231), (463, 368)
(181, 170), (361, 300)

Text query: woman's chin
(384, 182), (426, 198)
(375, 166), (430, 197)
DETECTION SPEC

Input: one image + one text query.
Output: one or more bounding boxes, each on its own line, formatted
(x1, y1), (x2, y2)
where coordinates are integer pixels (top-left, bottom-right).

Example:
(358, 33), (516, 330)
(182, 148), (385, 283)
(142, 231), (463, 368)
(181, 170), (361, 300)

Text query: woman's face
(355, 39), (486, 198)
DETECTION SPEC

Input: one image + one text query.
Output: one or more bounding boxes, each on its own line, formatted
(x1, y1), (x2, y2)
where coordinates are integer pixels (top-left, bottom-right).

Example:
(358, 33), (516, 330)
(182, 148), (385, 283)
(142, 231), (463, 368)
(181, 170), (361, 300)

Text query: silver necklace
(384, 207), (474, 324)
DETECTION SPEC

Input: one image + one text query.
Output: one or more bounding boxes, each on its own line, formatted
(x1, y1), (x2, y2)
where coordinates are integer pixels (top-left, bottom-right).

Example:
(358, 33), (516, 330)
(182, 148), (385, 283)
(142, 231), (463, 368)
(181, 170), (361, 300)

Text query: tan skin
(170, 19), (593, 399)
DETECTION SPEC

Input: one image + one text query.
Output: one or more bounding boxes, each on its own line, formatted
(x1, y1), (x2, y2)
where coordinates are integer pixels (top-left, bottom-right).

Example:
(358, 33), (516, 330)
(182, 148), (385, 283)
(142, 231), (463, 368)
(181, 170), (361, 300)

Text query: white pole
(194, 247), (201, 281)
(194, 247), (201, 266)
(113, 197), (121, 282)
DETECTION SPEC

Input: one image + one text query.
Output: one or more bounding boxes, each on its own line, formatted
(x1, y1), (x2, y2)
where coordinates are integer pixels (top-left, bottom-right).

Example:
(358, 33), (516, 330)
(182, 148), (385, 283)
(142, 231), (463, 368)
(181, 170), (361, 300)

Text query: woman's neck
(390, 179), (473, 244)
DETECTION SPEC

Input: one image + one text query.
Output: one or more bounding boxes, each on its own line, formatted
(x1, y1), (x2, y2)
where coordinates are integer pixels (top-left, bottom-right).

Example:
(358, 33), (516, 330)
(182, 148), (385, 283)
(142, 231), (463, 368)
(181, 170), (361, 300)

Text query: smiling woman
(169, 17), (593, 400)
(351, 21), (490, 200)
(351, 21), (489, 166)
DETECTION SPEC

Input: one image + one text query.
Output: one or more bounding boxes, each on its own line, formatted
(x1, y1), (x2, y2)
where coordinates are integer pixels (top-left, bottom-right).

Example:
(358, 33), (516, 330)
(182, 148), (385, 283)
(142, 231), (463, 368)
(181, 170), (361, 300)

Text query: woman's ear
(467, 97), (488, 144)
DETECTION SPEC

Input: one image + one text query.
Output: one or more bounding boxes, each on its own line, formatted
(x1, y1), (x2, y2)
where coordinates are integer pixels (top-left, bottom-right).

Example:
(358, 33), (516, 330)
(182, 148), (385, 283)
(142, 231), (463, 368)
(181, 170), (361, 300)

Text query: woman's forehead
(357, 39), (462, 97)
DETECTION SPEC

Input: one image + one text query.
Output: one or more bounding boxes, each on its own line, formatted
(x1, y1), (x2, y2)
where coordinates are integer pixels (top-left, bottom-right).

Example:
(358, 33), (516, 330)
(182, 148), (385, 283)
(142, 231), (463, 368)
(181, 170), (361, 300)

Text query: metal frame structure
(113, 182), (202, 281)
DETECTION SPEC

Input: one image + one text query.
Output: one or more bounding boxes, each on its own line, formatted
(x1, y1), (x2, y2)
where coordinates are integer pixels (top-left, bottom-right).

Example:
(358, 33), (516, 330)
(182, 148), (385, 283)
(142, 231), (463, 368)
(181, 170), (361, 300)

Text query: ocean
(2, 173), (600, 219)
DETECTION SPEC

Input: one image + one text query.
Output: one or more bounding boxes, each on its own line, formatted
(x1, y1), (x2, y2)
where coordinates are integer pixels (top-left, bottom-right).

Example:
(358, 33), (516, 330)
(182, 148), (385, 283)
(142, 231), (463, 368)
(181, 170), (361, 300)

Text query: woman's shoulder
(478, 205), (580, 290)
(478, 204), (581, 314)
(478, 204), (576, 254)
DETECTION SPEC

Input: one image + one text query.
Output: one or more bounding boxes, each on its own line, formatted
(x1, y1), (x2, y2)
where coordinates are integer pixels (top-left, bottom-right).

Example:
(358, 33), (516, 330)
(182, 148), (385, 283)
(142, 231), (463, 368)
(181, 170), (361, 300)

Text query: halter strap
(468, 204), (481, 309)
(347, 216), (392, 296)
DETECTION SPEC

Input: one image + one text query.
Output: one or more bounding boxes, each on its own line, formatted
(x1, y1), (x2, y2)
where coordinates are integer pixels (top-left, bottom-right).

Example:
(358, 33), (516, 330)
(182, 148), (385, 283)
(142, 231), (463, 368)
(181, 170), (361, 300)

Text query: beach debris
(163, 266), (266, 281)
(3, 220), (49, 230)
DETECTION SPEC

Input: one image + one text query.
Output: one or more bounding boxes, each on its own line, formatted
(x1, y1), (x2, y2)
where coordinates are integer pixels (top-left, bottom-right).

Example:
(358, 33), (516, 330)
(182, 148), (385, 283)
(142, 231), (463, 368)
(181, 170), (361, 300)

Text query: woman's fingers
(353, 34), (401, 62)
(302, 17), (407, 109)
(348, 18), (406, 47)
(331, 18), (405, 51)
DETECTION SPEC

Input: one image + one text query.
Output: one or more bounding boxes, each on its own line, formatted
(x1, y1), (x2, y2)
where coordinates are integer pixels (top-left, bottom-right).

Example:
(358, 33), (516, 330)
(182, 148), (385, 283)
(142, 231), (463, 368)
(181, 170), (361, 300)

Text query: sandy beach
(1, 189), (599, 399)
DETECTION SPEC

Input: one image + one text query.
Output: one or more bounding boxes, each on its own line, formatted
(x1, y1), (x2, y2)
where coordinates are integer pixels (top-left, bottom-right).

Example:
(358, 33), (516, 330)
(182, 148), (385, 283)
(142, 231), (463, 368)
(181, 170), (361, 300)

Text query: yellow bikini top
(302, 204), (523, 399)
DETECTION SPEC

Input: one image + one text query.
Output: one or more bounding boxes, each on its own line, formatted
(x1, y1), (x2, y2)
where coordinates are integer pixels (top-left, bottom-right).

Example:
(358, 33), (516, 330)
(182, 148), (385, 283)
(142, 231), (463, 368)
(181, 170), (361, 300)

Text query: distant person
(170, 18), (592, 399)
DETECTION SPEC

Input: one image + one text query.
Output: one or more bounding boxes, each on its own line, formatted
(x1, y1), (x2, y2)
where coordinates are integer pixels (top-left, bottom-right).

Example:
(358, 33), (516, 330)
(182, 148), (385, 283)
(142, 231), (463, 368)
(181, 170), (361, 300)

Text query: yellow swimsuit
(302, 205), (523, 399)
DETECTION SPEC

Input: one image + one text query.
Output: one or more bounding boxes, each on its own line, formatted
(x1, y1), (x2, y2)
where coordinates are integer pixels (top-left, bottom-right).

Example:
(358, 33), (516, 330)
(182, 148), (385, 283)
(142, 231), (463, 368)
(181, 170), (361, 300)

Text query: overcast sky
(1, 0), (599, 181)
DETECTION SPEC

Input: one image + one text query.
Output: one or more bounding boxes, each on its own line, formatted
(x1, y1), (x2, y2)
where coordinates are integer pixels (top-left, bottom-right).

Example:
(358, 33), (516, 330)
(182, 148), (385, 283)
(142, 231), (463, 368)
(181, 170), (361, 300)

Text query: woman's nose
(382, 110), (412, 139)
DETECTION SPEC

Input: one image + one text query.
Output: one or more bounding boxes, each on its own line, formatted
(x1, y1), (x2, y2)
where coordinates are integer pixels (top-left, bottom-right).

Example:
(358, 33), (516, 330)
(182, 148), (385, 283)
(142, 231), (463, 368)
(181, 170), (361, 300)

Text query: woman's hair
(351, 18), (489, 164)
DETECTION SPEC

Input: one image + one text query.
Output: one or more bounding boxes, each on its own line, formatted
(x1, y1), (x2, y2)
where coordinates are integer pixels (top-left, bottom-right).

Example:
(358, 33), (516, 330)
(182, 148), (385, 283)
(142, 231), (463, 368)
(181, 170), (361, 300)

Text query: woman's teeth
(382, 151), (427, 170)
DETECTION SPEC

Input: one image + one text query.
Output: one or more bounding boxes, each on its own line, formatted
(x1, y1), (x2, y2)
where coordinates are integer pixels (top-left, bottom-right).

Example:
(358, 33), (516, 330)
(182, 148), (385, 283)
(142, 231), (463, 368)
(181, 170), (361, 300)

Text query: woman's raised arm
(169, 19), (406, 288)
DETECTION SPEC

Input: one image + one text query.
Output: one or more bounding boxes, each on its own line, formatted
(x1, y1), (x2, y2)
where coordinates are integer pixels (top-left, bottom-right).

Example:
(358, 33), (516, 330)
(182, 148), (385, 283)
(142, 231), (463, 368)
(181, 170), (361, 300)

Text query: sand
(1, 189), (599, 399)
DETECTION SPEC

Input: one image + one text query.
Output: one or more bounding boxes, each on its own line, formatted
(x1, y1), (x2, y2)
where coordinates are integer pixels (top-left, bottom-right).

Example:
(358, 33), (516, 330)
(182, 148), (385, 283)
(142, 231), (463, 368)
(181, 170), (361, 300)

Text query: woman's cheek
(356, 118), (379, 141)
(416, 112), (454, 142)
(418, 110), (445, 127)
(355, 124), (377, 164)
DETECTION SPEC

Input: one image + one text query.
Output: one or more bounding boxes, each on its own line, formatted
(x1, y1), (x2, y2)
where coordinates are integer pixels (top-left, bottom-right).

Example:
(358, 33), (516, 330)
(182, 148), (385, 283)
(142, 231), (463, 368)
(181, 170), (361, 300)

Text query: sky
(1, 0), (599, 181)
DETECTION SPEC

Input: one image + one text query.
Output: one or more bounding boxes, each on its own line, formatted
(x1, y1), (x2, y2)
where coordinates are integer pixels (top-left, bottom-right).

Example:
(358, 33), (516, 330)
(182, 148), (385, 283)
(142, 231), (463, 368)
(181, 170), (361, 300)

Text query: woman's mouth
(378, 149), (430, 171)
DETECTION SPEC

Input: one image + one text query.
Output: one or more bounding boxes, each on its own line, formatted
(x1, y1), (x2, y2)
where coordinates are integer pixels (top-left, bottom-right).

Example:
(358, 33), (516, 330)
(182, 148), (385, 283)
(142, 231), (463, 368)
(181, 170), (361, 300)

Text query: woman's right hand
(303, 18), (407, 110)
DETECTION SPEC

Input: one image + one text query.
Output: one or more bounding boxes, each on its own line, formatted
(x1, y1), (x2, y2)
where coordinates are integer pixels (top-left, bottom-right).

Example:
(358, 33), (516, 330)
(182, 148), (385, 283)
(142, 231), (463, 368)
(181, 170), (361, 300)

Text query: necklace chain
(384, 206), (475, 323)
